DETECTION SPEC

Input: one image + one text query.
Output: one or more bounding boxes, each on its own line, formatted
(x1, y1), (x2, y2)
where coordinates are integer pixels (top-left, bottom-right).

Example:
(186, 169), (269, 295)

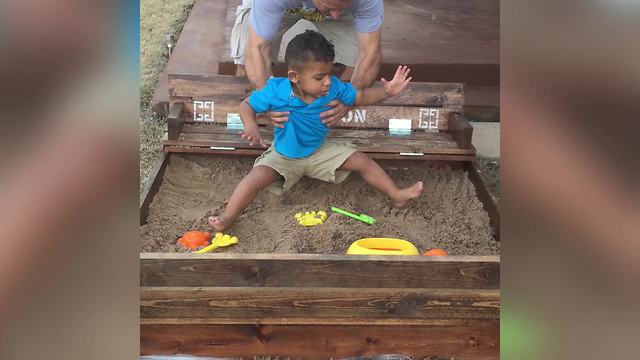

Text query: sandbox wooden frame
(140, 152), (500, 359)
(141, 0), (500, 356)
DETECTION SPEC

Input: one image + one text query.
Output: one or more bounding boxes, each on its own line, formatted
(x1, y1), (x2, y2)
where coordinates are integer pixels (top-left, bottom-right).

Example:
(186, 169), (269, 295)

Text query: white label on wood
(194, 100), (214, 122)
(388, 118), (412, 135)
(226, 113), (244, 130)
(341, 109), (367, 123)
(389, 118), (412, 130)
(419, 108), (440, 130)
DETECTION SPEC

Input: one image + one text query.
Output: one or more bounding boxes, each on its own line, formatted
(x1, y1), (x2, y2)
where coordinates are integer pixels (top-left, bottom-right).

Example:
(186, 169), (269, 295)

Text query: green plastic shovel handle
(331, 207), (376, 225)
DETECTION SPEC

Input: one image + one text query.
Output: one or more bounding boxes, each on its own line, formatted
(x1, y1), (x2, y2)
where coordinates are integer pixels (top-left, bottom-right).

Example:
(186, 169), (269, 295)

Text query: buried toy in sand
(424, 248), (448, 256)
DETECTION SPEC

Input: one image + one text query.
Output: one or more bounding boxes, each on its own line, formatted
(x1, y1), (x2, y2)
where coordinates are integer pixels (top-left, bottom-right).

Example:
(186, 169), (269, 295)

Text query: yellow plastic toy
(193, 232), (238, 253)
(347, 238), (420, 256)
(295, 211), (328, 227)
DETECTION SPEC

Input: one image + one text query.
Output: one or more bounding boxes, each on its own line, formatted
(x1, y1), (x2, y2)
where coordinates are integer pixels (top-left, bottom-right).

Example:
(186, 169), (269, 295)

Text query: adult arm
(244, 26), (272, 90)
(245, 24), (290, 127)
(351, 30), (383, 89)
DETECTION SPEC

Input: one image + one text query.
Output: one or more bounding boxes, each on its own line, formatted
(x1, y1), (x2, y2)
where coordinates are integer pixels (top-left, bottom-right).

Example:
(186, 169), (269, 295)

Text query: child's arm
(239, 99), (269, 148)
(355, 65), (412, 106)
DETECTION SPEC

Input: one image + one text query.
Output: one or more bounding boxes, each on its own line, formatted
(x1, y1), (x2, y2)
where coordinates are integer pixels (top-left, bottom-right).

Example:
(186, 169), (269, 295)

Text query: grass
(140, 0), (195, 195)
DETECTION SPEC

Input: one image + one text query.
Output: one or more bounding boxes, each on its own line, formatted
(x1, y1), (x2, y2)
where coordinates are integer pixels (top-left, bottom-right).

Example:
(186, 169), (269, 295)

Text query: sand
(140, 155), (498, 255)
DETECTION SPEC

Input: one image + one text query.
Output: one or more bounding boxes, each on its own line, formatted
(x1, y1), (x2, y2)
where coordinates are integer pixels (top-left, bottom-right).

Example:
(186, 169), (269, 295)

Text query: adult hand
(265, 110), (290, 128)
(320, 100), (352, 127)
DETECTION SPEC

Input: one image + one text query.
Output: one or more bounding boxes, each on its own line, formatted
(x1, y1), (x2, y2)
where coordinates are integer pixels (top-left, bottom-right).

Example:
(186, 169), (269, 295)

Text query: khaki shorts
(230, 0), (358, 66)
(254, 142), (357, 194)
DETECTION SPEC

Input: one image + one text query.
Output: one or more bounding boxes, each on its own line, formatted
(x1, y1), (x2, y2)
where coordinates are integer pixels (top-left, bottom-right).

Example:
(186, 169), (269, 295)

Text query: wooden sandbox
(141, 0), (500, 358)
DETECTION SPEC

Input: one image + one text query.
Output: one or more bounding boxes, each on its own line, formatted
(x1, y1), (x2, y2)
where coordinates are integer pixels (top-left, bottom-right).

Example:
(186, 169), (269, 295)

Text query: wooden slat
(465, 162), (501, 241)
(178, 100), (457, 130)
(166, 102), (185, 140)
(169, 73), (465, 107)
(141, 287), (499, 320)
(165, 0), (230, 76)
(182, 123), (455, 141)
(140, 153), (169, 225)
(140, 254), (500, 289)
(174, 126), (468, 153)
(150, 67), (170, 116)
(447, 112), (474, 149)
(141, 317), (491, 326)
(140, 322), (499, 359)
(168, 132), (468, 153)
(163, 145), (476, 161)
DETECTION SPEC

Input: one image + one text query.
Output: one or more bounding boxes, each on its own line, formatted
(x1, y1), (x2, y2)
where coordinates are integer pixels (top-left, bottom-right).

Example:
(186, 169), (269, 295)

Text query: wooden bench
(164, 74), (476, 161)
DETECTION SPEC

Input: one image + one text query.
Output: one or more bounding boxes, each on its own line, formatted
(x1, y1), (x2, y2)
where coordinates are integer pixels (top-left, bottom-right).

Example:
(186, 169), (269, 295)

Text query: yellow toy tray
(347, 238), (420, 256)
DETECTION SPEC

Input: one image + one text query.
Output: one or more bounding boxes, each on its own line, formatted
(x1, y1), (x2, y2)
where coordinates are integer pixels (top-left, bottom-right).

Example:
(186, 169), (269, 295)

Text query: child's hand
(241, 126), (268, 148)
(382, 65), (412, 96)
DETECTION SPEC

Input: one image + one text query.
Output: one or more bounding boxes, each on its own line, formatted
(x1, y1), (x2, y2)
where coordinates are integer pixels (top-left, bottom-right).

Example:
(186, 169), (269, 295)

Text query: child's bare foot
(392, 181), (423, 207)
(208, 214), (233, 231)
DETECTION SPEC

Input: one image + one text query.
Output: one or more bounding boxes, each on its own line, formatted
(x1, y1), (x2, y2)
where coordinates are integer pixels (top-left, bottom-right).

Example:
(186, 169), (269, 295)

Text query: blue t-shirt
(248, 76), (357, 158)
(250, 0), (384, 41)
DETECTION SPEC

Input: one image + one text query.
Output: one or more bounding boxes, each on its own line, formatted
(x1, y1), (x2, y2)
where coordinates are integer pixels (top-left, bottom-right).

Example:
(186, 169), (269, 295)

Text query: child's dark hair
(285, 30), (335, 70)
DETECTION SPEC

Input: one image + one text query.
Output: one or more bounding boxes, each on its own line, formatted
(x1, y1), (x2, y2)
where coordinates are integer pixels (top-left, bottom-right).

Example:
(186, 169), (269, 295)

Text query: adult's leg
(268, 15), (303, 66)
(315, 14), (358, 80)
(231, 8), (300, 74)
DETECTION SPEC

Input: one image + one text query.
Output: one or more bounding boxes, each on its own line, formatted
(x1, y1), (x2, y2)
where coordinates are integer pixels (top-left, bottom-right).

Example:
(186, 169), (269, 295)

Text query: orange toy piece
(178, 231), (212, 250)
(424, 249), (448, 256)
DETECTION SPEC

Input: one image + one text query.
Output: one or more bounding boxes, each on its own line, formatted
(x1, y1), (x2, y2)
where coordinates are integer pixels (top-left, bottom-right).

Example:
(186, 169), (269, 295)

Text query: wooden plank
(140, 317), (492, 326)
(141, 287), (499, 320)
(165, 0), (230, 76)
(163, 145), (476, 161)
(140, 254), (500, 289)
(166, 103), (185, 140)
(169, 73), (465, 107)
(167, 132), (468, 154)
(446, 113), (474, 149)
(150, 67), (169, 116)
(177, 102), (457, 130)
(465, 162), (501, 242)
(182, 123), (456, 142)
(140, 153), (169, 225)
(163, 133), (475, 155)
(163, 137), (473, 155)
(164, 145), (262, 156)
(140, 322), (500, 359)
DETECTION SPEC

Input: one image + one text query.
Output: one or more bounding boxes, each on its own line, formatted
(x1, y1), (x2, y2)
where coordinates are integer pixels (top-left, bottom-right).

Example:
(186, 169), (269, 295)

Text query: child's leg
(339, 151), (423, 207)
(208, 165), (281, 230)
